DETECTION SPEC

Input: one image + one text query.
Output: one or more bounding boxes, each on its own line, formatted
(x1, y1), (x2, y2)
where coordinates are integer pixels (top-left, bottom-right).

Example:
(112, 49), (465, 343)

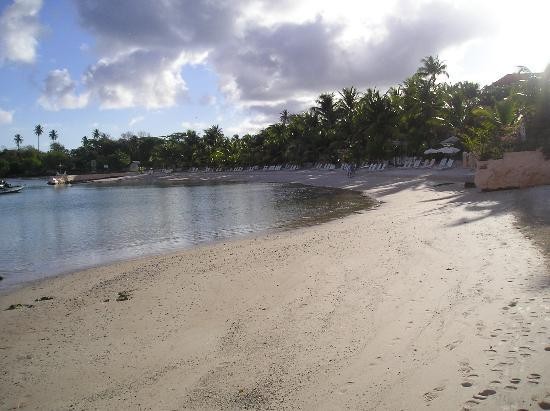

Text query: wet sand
(0, 169), (549, 410)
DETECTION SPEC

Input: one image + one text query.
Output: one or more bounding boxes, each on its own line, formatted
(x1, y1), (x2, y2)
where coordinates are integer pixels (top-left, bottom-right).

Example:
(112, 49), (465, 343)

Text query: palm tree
(14, 134), (23, 151)
(34, 124), (43, 151)
(203, 125), (223, 148)
(313, 93), (337, 127)
(92, 128), (101, 139)
(280, 109), (289, 126)
(418, 55), (448, 86)
(49, 129), (58, 142)
(338, 86), (359, 117)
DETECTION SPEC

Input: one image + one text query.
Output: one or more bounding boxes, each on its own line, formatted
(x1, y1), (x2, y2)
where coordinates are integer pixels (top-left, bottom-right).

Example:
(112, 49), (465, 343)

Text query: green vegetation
(1, 57), (548, 177)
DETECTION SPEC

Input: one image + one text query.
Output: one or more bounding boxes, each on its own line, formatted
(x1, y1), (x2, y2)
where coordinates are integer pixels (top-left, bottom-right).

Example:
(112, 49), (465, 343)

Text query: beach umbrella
(439, 146), (460, 154)
(423, 148), (438, 154)
(441, 136), (459, 146)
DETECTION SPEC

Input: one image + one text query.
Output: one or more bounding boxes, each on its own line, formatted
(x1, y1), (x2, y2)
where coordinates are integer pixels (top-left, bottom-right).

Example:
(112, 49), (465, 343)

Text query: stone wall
(475, 150), (550, 191)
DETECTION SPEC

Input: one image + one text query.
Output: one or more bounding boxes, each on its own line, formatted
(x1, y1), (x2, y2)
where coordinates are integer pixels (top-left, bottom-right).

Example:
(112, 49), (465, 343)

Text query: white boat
(0, 181), (24, 194)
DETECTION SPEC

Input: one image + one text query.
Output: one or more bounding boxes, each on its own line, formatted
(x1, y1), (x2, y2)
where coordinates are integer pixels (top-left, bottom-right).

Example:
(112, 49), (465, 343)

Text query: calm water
(0, 179), (372, 289)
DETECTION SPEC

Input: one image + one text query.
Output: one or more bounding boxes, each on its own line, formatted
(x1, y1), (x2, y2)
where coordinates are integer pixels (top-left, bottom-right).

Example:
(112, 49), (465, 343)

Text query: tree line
(1, 56), (548, 177)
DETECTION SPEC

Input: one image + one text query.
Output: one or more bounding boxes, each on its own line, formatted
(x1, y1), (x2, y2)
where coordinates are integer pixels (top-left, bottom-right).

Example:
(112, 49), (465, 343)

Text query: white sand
(1, 170), (549, 410)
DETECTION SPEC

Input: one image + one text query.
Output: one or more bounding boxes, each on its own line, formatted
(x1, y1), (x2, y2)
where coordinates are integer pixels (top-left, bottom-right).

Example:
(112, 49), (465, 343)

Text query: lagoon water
(0, 179), (371, 289)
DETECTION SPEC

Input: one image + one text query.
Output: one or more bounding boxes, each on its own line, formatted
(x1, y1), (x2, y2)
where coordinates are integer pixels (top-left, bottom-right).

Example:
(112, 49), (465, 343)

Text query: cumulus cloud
(38, 68), (89, 111)
(0, 0), (43, 64)
(75, 0), (238, 54)
(70, 0), (237, 109)
(212, 2), (486, 110)
(68, 0), (486, 122)
(83, 50), (187, 109)
(0, 107), (14, 124)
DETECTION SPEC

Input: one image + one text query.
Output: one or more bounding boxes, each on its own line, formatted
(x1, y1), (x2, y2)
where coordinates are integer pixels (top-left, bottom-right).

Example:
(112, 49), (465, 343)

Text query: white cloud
(129, 116), (144, 126)
(83, 50), (188, 109)
(0, 0), (43, 64)
(38, 68), (89, 111)
(0, 107), (14, 124)
(62, 0), (550, 134)
(224, 114), (272, 136)
(72, 0), (490, 117)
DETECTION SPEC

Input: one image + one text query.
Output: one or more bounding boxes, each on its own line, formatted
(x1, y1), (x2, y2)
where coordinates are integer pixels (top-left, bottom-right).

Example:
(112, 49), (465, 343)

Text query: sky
(0, 0), (548, 149)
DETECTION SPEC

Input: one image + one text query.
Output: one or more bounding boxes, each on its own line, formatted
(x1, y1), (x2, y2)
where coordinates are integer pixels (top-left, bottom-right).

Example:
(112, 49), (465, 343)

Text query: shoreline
(0, 180), (374, 294)
(1, 171), (548, 410)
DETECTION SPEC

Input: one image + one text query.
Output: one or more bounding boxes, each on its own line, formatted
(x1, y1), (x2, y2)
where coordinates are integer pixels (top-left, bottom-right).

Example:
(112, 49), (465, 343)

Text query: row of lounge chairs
(400, 158), (455, 169)
(313, 163), (337, 170)
(364, 162), (388, 171)
(187, 158), (456, 173)
(189, 164), (302, 172)
(262, 164), (301, 171)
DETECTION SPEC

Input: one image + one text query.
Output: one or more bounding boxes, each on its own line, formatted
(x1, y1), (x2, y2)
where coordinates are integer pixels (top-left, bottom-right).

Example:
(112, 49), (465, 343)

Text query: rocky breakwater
(47, 172), (135, 185)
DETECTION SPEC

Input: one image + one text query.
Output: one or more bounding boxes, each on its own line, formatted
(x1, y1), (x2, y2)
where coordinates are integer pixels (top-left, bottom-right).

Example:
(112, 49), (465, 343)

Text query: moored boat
(0, 180), (24, 194)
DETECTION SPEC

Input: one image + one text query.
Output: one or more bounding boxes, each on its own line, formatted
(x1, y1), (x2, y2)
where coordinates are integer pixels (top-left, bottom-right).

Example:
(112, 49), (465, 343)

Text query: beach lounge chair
(425, 159), (436, 168)
(379, 162), (386, 171)
(413, 159), (421, 168)
(437, 158), (448, 169)
(445, 159), (454, 169)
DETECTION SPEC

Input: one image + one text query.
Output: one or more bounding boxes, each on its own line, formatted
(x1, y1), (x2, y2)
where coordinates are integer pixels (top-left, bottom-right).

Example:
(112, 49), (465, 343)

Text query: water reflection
(0, 180), (373, 289)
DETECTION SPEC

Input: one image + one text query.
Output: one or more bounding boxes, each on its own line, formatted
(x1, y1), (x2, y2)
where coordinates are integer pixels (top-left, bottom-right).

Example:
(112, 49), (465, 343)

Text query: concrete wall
(475, 150), (550, 191)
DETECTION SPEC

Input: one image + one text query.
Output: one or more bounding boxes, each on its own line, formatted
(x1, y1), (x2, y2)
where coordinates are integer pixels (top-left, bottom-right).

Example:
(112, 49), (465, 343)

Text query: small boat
(0, 180), (24, 194)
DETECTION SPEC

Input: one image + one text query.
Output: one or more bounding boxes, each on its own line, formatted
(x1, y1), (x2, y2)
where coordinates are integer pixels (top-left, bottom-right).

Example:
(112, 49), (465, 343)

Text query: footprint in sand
(545, 346), (550, 351)
(463, 399), (479, 409)
(461, 382), (473, 387)
(423, 386), (445, 402)
(463, 399), (479, 410)
(510, 378), (521, 384)
(472, 389), (496, 401)
(527, 373), (541, 384)
(518, 346), (534, 357)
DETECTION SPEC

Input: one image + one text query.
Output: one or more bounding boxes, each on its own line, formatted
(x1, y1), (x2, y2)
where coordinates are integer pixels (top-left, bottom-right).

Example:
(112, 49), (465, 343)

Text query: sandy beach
(1, 169), (549, 410)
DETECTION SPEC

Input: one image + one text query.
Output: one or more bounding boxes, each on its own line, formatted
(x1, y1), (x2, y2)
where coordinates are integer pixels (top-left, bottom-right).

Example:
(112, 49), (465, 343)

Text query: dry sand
(1, 169), (549, 410)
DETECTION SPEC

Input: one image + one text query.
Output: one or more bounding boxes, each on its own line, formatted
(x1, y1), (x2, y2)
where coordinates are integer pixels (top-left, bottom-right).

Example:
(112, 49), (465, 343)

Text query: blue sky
(0, 0), (549, 149)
